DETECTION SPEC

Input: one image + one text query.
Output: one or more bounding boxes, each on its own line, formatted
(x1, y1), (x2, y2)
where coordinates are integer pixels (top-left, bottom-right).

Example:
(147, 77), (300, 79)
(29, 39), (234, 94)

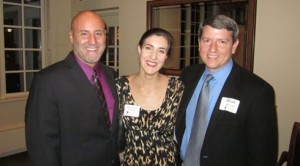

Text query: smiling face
(138, 35), (168, 75)
(69, 11), (106, 67)
(199, 25), (239, 73)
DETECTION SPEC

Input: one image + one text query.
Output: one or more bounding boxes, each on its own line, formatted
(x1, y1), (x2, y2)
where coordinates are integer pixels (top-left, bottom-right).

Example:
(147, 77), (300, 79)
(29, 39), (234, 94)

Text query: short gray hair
(198, 15), (239, 42)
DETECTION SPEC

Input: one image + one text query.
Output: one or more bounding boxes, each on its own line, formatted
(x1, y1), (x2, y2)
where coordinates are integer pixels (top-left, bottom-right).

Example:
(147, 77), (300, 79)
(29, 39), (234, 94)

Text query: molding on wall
(0, 124), (24, 132)
(0, 147), (26, 158)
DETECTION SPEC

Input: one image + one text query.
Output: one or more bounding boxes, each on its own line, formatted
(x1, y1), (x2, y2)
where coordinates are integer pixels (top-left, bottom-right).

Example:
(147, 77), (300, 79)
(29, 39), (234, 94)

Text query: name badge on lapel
(219, 97), (240, 114)
(124, 104), (140, 117)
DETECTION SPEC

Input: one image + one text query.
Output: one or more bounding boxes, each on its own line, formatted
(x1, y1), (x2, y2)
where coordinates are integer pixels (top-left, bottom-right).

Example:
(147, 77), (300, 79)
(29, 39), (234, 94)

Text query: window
(147, 0), (256, 75)
(97, 10), (119, 75)
(101, 26), (119, 75)
(0, 0), (45, 97)
(178, 2), (247, 69)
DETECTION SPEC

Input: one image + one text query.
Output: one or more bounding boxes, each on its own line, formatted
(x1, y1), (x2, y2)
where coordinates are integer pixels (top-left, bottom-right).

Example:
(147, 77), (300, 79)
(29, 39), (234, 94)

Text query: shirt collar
(204, 58), (233, 82)
(73, 54), (101, 80)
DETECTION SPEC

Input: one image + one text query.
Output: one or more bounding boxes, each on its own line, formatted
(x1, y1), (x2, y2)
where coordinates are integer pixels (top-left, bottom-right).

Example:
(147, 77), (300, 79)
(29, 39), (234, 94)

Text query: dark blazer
(25, 52), (120, 166)
(176, 61), (278, 166)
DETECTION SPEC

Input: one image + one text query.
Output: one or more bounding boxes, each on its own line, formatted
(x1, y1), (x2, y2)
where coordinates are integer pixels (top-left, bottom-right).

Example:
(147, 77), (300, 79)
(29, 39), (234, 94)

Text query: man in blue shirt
(176, 15), (278, 166)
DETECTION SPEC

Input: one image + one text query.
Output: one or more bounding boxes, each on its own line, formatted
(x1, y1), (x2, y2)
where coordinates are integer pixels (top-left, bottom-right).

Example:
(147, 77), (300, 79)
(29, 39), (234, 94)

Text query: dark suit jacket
(176, 61), (278, 166)
(25, 52), (120, 166)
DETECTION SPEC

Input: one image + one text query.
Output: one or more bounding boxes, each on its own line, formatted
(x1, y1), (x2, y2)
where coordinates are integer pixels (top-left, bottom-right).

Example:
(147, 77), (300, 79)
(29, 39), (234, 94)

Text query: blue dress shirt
(180, 59), (233, 160)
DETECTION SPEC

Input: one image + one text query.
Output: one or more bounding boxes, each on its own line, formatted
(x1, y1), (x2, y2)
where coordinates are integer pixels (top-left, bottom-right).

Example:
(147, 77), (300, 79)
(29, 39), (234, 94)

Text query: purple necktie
(92, 69), (111, 126)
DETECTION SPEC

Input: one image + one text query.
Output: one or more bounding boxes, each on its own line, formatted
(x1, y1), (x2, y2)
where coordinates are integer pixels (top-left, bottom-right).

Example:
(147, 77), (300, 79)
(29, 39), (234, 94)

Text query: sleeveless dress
(116, 76), (184, 166)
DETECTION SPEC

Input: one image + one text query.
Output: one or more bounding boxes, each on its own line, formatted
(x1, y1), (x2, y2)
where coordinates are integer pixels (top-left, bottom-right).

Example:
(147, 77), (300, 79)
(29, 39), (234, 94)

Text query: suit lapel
(204, 62), (241, 143)
(176, 64), (205, 144)
(181, 69), (204, 110)
(64, 52), (118, 132)
(64, 52), (96, 94)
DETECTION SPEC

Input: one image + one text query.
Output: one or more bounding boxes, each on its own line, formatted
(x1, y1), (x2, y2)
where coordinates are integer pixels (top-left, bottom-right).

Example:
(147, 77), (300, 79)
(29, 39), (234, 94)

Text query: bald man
(25, 11), (120, 165)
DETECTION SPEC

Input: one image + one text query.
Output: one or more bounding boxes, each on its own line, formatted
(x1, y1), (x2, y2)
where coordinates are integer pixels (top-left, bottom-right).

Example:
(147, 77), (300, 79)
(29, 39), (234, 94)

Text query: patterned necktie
(92, 69), (111, 126)
(184, 74), (214, 166)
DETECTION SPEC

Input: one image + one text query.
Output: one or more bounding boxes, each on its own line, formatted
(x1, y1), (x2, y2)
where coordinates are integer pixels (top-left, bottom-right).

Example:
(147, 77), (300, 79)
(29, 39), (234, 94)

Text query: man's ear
(232, 39), (239, 54)
(69, 31), (74, 44)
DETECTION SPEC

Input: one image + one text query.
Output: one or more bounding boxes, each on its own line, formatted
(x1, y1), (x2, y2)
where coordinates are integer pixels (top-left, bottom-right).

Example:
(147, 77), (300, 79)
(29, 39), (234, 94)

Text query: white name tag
(124, 104), (140, 117)
(219, 97), (240, 114)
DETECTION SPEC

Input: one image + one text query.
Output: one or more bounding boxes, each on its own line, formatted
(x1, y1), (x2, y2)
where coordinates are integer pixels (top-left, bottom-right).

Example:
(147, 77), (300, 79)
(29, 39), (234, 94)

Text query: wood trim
(147, 0), (256, 74)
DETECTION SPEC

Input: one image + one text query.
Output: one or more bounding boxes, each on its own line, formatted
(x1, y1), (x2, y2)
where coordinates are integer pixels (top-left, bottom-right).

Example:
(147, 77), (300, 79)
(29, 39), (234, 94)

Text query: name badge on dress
(124, 104), (140, 117)
(219, 97), (240, 114)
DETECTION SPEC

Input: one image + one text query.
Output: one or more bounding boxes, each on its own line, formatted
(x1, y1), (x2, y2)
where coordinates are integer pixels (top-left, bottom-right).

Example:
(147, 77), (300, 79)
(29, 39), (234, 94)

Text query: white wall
(118, 1), (147, 75)
(0, 0), (299, 159)
(47, 0), (72, 63)
(255, 0), (300, 155)
(0, 99), (27, 156)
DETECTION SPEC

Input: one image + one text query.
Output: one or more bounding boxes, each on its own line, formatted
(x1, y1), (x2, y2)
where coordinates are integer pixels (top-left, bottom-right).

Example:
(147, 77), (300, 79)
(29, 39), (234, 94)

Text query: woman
(116, 28), (184, 165)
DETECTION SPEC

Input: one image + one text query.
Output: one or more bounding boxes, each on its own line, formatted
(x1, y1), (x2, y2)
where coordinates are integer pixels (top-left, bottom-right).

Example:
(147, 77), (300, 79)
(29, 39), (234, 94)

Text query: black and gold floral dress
(116, 76), (184, 166)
